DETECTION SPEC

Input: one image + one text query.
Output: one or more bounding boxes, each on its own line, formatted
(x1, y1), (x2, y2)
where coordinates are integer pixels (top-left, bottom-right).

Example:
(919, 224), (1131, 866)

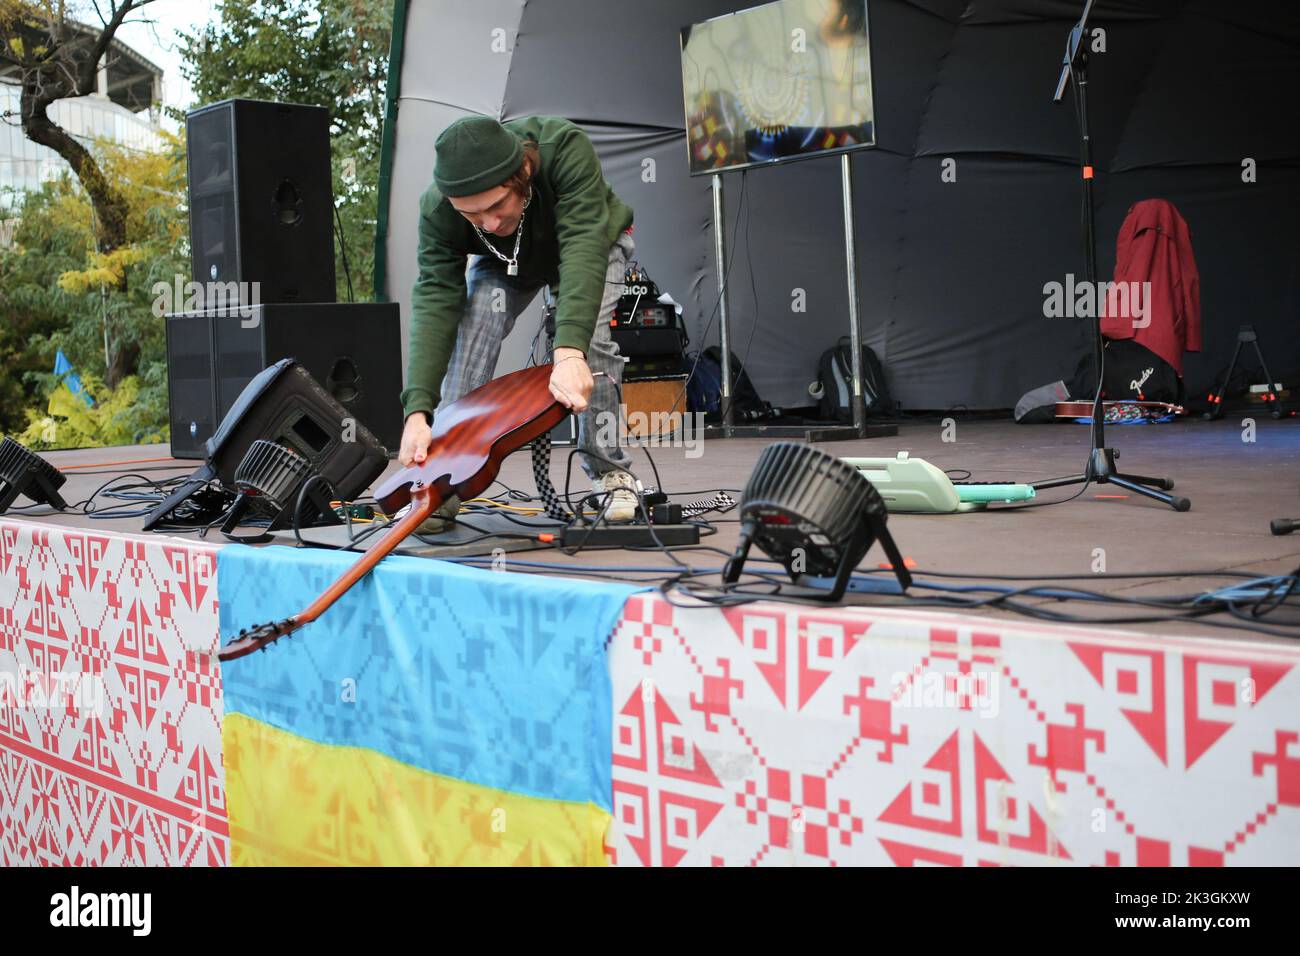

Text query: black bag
(700, 346), (773, 422)
(686, 350), (723, 417)
(817, 337), (893, 422)
(1101, 339), (1181, 403)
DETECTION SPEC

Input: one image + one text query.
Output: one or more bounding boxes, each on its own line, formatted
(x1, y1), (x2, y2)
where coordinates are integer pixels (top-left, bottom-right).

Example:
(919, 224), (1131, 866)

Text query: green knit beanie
(434, 116), (525, 197)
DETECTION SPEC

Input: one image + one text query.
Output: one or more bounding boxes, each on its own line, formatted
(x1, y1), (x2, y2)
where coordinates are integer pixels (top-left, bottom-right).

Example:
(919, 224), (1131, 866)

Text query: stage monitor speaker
(143, 359), (388, 531)
(165, 302), (403, 459)
(186, 98), (336, 303)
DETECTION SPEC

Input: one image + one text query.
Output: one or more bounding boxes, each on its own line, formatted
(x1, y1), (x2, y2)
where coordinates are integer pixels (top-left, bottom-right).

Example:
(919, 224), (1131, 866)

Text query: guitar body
(1055, 400), (1185, 420)
(374, 364), (567, 515)
(219, 363), (564, 661)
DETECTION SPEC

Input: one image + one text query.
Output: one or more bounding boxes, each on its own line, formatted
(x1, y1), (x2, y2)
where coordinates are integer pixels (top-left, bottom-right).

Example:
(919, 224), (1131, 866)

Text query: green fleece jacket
(401, 116), (634, 420)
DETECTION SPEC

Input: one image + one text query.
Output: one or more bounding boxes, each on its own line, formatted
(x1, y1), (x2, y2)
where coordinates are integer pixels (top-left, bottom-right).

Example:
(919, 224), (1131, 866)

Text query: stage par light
(0, 437), (69, 514)
(723, 442), (911, 600)
(219, 439), (339, 536)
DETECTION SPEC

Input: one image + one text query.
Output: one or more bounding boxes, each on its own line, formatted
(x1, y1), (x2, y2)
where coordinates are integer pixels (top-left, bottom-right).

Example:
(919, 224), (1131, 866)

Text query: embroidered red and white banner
(604, 597), (1300, 866)
(0, 520), (226, 866)
(6, 518), (1297, 868)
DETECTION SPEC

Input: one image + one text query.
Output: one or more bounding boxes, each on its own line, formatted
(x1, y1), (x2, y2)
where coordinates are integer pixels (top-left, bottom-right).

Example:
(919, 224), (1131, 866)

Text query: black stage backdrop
(382, 0), (1300, 411)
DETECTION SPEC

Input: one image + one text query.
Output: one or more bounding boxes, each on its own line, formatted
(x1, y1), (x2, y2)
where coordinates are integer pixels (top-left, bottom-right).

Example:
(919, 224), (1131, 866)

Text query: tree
(0, 0), (162, 384)
(0, 130), (185, 442)
(178, 0), (393, 301)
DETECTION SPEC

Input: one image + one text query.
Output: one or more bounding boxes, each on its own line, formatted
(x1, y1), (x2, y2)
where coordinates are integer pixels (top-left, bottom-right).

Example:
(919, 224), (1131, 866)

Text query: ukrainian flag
(218, 545), (639, 866)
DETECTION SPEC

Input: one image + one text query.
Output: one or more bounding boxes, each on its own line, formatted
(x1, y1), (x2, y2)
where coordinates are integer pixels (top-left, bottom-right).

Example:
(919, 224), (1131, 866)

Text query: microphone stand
(1033, 0), (1190, 511)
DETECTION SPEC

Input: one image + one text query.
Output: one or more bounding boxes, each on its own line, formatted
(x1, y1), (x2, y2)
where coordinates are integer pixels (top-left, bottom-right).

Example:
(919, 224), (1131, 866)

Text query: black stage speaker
(186, 98), (336, 303)
(165, 302), (403, 458)
(143, 359), (388, 532)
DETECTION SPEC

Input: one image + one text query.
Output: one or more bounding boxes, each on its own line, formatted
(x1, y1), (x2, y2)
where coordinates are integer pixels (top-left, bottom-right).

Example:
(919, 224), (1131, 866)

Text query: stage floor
(19, 416), (1300, 642)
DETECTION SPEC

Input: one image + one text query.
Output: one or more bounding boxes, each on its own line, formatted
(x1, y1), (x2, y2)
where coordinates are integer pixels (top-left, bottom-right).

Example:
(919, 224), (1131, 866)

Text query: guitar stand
(1203, 325), (1289, 420)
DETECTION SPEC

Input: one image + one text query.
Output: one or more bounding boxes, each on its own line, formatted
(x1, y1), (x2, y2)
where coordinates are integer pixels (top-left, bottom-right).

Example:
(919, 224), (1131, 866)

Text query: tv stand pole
(707, 159), (897, 442)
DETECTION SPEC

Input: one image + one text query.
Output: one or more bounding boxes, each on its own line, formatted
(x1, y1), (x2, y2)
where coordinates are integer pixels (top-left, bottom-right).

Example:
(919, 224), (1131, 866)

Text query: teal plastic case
(841, 452), (1035, 513)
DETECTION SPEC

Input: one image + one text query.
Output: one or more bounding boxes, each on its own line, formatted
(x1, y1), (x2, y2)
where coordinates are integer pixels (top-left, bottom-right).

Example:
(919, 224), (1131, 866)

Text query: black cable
(600, 369), (664, 497)
(671, 171), (749, 418)
(665, 569), (1300, 638)
(555, 445), (691, 572)
(852, 565), (1277, 583)
(986, 476), (1093, 510)
(458, 503), (564, 530)
(7, 473), (186, 520)
(415, 516), (551, 549)
(720, 168), (765, 424)
(52, 464), (197, 477)
(333, 203), (355, 303)
(431, 536), (1300, 638)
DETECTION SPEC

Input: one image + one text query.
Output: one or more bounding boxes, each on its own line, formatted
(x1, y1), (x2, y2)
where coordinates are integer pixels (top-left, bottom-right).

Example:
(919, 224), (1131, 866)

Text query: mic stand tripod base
(1033, 447), (1190, 512)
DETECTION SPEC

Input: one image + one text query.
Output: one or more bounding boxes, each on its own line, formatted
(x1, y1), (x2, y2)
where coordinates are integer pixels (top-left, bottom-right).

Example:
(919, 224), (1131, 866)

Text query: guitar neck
(296, 484), (441, 626)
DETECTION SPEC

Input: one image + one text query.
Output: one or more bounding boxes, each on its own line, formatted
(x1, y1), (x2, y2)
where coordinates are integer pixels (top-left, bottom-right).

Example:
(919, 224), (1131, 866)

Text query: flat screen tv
(680, 0), (876, 176)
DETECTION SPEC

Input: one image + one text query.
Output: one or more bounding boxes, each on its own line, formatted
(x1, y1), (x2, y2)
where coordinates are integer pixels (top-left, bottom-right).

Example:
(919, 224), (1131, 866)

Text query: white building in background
(0, 19), (164, 231)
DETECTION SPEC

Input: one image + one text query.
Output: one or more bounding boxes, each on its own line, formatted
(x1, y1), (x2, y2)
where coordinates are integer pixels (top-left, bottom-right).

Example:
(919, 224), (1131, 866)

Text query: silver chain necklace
(472, 189), (532, 276)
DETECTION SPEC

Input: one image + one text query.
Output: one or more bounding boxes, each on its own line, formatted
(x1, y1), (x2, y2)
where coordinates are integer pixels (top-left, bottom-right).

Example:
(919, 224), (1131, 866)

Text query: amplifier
(611, 325), (687, 361)
(625, 353), (689, 381)
(623, 376), (689, 440)
(613, 302), (676, 328)
(165, 302), (403, 458)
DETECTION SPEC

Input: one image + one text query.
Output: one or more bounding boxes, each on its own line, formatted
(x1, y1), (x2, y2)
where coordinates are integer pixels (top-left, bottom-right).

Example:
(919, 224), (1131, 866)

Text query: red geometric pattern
(606, 598), (1300, 866)
(8, 518), (1299, 868)
(0, 520), (227, 866)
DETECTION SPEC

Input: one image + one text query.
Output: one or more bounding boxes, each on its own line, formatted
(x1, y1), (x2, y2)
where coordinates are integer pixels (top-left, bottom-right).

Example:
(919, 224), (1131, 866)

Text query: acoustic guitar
(1055, 400), (1185, 422)
(218, 364), (566, 661)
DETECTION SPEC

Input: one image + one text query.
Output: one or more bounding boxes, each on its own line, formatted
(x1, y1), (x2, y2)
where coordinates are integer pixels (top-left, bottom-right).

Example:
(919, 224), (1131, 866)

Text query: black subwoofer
(165, 302), (403, 458)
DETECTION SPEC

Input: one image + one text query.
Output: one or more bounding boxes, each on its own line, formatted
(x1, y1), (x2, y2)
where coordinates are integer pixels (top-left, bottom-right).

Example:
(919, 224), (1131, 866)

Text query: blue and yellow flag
(218, 544), (639, 866)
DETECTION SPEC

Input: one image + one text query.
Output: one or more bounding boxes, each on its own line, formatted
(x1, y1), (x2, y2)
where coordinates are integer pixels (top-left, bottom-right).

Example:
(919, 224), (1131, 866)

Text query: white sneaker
(591, 471), (639, 523)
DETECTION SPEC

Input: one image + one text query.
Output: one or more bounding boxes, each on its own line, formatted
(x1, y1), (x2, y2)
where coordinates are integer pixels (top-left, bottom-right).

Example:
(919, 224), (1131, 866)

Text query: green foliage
(0, 0), (395, 448)
(178, 0), (395, 301)
(0, 132), (186, 442)
(15, 373), (167, 450)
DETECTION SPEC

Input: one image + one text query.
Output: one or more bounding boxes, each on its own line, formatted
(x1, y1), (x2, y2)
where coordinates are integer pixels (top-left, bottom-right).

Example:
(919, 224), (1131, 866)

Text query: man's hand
(399, 411), (433, 467)
(549, 346), (594, 412)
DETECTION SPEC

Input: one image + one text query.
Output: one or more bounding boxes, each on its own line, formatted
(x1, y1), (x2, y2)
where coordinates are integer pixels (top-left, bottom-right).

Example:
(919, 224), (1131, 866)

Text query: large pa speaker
(186, 98), (336, 303)
(165, 302), (403, 458)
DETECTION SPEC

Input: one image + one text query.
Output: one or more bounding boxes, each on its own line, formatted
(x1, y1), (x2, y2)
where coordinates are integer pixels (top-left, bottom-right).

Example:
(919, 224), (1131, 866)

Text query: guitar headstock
(218, 617), (301, 662)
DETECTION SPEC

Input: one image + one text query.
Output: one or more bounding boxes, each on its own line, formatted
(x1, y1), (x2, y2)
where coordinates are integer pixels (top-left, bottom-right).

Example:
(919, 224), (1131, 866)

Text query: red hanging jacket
(1100, 198), (1202, 376)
